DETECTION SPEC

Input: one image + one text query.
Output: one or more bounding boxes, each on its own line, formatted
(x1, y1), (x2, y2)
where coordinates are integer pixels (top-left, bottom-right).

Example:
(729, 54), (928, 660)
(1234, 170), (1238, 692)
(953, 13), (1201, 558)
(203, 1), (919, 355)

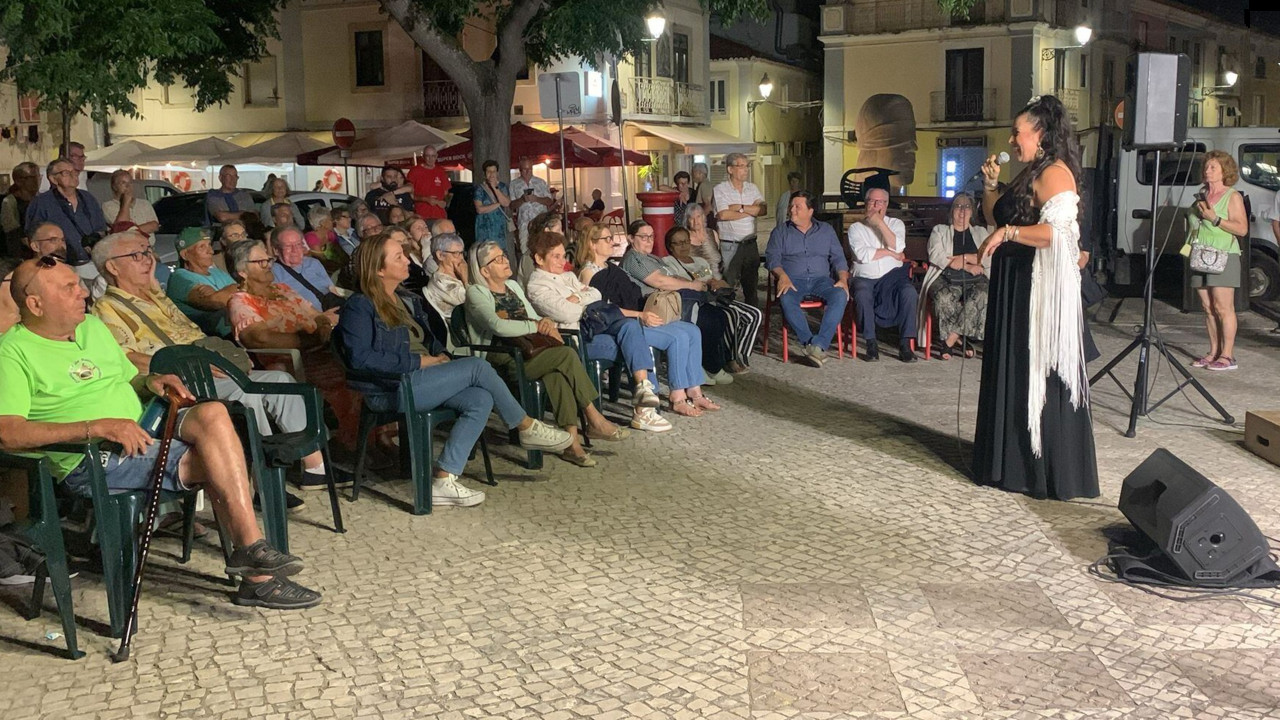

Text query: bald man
(0, 257), (321, 609)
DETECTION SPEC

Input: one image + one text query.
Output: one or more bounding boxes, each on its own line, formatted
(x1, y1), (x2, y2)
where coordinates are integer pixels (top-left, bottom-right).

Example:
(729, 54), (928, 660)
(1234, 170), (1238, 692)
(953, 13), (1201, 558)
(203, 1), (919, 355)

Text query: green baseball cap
(175, 227), (209, 251)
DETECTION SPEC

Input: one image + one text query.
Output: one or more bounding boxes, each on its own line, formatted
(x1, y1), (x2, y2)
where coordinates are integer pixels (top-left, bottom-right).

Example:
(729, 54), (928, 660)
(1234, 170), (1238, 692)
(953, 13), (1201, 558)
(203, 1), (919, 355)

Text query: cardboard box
(1244, 410), (1280, 468)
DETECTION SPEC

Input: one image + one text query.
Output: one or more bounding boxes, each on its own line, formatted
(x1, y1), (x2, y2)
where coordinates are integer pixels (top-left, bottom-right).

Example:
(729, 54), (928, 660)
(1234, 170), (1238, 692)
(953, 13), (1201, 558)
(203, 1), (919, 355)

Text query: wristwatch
(1213, 216), (1222, 227)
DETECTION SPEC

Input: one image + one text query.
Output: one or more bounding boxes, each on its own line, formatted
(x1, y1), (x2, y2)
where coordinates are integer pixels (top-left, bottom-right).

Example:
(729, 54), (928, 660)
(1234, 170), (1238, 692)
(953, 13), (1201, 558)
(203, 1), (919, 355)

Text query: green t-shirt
(0, 316), (145, 479)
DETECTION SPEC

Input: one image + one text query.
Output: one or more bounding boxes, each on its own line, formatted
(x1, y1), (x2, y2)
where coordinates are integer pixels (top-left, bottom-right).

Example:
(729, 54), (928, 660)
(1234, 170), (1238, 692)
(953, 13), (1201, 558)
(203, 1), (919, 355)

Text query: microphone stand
(1088, 148), (1233, 437)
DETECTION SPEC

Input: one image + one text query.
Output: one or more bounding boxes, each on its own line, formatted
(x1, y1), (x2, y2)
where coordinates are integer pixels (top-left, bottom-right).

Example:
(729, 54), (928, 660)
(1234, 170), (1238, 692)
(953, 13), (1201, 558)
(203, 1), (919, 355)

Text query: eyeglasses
(633, 233), (655, 240)
(440, 249), (464, 256)
(19, 255), (65, 296)
(110, 249), (155, 264)
(866, 199), (888, 207)
(50, 170), (76, 178)
(483, 254), (510, 267)
(953, 204), (973, 211)
(222, 231), (248, 241)
(246, 258), (275, 268)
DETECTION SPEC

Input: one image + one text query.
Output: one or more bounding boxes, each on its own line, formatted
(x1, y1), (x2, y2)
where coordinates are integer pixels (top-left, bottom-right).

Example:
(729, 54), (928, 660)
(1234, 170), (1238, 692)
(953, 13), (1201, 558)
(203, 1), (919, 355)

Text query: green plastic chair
(0, 452), (83, 659)
(150, 345), (344, 553)
(331, 331), (496, 515)
(449, 305), (548, 470)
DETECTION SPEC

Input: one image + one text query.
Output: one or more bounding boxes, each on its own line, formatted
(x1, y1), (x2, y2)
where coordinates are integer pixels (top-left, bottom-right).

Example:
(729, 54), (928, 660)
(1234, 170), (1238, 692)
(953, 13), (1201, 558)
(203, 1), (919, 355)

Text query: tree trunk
(460, 78), (517, 174)
(60, 96), (72, 154)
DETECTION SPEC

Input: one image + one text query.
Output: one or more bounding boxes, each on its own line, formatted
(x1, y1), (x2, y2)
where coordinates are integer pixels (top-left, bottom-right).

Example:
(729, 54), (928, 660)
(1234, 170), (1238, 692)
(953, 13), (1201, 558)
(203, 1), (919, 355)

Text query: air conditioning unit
(760, 155), (780, 166)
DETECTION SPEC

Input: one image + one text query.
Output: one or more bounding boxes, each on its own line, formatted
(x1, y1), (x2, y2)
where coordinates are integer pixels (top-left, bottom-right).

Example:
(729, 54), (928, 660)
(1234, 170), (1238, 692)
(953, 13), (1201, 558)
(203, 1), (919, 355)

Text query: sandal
(961, 340), (976, 358)
(585, 425), (631, 441)
(940, 340), (958, 361)
(669, 398), (704, 417)
(1191, 354), (1217, 368)
(690, 395), (721, 411)
(1206, 356), (1237, 371)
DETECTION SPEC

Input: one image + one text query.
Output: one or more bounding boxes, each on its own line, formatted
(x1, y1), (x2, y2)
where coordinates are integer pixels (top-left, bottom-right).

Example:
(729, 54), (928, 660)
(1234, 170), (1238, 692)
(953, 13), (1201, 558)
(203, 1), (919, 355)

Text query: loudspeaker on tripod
(1118, 449), (1278, 587)
(1122, 52), (1191, 150)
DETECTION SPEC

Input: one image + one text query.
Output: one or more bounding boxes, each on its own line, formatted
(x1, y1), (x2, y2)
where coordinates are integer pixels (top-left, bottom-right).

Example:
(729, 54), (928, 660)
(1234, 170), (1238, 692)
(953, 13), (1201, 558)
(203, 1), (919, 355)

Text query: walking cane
(112, 391), (191, 663)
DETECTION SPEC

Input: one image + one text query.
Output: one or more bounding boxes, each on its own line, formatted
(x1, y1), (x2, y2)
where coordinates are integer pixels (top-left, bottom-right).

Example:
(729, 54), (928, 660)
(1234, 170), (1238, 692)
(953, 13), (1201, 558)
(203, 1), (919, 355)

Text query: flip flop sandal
(691, 396), (721, 411)
(669, 399), (704, 417)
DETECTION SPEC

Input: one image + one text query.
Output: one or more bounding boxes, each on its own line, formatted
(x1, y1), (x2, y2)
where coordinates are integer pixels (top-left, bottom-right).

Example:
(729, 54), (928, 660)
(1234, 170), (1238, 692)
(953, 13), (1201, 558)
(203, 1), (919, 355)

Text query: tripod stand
(1089, 148), (1234, 437)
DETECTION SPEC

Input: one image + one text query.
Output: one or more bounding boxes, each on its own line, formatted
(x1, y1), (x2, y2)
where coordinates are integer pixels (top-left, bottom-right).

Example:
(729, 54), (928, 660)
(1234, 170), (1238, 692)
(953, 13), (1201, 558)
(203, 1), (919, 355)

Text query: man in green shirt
(0, 257), (321, 609)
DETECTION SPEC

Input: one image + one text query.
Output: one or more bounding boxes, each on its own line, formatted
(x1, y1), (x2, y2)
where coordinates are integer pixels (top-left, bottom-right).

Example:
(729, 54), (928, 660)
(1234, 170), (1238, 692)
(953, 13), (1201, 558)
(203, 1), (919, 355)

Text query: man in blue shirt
(205, 165), (257, 227)
(23, 158), (107, 266)
(270, 227), (336, 311)
(764, 191), (849, 368)
(167, 227), (237, 336)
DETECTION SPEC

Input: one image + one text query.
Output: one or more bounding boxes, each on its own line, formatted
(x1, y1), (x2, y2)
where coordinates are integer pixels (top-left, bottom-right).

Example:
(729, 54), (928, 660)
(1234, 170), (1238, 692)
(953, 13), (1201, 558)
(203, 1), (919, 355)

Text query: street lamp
(1040, 25), (1093, 61)
(758, 73), (773, 100)
(646, 11), (666, 39)
(1224, 70), (1239, 87)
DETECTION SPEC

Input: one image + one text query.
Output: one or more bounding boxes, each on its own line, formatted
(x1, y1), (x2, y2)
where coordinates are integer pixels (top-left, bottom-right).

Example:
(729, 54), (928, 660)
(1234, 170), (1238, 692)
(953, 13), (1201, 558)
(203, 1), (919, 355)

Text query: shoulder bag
(1188, 223), (1229, 275)
(276, 261), (346, 310)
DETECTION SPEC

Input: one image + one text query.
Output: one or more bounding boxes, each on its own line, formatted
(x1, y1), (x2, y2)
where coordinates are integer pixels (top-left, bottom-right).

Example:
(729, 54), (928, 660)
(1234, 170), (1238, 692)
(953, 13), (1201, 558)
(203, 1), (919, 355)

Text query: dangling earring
(1035, 147), (1045, 161)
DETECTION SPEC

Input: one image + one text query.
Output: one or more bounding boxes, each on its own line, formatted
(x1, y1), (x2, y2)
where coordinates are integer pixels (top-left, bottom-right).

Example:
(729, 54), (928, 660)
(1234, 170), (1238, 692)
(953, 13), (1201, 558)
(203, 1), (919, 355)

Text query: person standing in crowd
(2, 162), (40, 257)
(690, 162), (714, 224)
(974, 94), (1098, 502)
(364, 166), (415, 224)
(24, 157), (107, 267)
(473, 160), (511, 250)
(206, 165), (257, 226)
(1186, 149), (1248, 372)
(847, 187), (919, 363)
(670, 172), (694, 229)
(407, 144), (451, 220)
(775, 171), (803, 226)
(102, 169), (159, 236)
(713, 153), (766, 307)
(509, 156), (555, 260)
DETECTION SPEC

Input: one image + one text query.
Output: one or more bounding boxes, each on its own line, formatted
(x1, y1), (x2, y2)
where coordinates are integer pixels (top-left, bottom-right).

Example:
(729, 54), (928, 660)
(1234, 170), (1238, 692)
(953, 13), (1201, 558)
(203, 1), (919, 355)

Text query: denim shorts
(62, 438), (192, 498)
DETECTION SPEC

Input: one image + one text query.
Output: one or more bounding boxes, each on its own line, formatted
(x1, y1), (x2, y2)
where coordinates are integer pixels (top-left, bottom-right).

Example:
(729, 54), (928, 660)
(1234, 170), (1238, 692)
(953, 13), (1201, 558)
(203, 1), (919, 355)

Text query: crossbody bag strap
(276, 262), (327, 304)
(104, 293), (178, 346)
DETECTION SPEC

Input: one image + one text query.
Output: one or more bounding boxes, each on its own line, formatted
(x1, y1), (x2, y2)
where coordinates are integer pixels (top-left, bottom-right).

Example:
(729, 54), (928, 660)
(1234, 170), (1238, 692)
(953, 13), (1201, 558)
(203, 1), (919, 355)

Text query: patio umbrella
(436, 122), (601, 169)
(131, 136), (242, 166)
(310, 121), (465, 166)
(211, 133), (331, 164)
(83, 139), (158, 169)
(559, 127), (650, 167)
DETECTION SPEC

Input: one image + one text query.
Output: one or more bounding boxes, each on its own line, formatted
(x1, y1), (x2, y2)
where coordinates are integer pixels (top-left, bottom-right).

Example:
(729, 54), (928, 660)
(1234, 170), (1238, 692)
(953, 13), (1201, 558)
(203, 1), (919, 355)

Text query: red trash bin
(635, 190), (679, 258)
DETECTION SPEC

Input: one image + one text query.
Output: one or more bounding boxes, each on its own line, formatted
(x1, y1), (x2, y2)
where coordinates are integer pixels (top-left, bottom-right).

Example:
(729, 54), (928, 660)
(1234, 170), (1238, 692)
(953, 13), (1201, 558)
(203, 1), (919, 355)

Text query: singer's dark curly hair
(1006, 95), (1083, 225)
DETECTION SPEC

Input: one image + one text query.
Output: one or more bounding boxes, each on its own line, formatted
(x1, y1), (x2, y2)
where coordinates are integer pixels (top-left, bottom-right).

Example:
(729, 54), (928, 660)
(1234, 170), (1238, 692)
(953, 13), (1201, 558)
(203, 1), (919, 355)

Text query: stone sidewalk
(2, 297), (1279, 719)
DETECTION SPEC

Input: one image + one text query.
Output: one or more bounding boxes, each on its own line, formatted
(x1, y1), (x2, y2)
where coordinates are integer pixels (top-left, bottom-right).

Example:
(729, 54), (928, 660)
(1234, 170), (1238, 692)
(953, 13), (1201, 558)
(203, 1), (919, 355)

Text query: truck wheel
(1250, 249), (1279, 301)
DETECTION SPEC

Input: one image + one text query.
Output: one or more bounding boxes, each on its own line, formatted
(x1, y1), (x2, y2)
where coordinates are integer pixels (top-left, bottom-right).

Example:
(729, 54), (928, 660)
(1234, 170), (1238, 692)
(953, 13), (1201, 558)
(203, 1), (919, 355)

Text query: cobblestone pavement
(3, 297), (1280, 719)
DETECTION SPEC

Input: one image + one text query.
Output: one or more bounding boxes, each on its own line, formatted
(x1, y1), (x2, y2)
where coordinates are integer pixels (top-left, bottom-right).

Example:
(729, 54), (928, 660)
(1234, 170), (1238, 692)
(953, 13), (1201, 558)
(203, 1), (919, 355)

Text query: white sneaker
(709, 369), (734, 385)
(631, 407), (673, 432)
(634, 379), (661, 408)
(432, 473), (485, 507)
(518, 419), (573, 451)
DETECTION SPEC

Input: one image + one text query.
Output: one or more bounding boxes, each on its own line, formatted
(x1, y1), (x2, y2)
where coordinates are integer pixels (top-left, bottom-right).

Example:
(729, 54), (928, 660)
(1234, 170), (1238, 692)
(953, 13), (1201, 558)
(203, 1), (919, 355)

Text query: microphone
(965, 152), (1012, 188)
(996, 151), (1010, 165)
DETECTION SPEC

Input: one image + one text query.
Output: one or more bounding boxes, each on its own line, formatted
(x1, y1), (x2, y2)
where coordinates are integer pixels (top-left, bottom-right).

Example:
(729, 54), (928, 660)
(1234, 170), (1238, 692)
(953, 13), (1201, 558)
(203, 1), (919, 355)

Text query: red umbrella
(437, 122), (600, 169)
(559, 127), (651, 167)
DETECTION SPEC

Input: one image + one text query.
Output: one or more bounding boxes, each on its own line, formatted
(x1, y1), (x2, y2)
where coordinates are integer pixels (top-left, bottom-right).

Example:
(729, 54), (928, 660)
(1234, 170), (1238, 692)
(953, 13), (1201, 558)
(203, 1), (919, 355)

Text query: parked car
(151, 190), (360, 266)
(86, 171), (181, 207)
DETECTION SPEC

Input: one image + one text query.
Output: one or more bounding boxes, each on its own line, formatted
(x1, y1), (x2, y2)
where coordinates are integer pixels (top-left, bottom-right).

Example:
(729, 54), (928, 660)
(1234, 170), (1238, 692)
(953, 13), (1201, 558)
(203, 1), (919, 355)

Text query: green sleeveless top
(1188, 188), (1241, 255)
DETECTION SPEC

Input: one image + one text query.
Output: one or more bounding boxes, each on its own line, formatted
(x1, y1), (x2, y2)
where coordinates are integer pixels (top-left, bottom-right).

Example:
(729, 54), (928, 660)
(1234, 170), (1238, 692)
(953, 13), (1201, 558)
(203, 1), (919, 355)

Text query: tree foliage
(0, 0), (284, 123)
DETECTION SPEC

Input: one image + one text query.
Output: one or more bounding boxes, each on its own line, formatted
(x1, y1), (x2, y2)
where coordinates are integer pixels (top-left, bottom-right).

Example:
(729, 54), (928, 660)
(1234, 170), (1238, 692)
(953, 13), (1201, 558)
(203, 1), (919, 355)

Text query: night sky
(1171, 2), (1280, 35)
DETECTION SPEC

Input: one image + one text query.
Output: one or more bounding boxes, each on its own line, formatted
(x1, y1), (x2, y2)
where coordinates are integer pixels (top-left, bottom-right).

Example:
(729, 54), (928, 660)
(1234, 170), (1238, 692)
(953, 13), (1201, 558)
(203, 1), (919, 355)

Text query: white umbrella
(312, 121), (465, 165)
(83, 140), (158, 169)
(132, 136), (242, 166)
(211, 133), (331, 164)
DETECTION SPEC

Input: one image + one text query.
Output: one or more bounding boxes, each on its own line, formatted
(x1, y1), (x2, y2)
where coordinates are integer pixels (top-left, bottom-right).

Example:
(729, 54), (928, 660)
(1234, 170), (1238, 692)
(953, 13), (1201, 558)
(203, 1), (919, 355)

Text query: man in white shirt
(714, 153), (766, 306)
(508, 156), (555, 261)
(847, 187), (918, 362)
(38, 141), (90, 193)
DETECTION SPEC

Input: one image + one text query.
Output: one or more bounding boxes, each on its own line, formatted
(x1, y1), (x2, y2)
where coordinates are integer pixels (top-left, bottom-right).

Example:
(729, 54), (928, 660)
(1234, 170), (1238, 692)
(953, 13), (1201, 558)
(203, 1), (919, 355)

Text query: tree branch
(495, 0), (545, 79)
(379, 0), (485, 86)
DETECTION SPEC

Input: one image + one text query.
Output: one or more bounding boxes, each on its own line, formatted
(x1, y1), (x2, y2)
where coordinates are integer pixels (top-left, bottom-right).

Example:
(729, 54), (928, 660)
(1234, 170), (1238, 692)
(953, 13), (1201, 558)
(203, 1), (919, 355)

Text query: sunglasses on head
(19, 255), (67, 296)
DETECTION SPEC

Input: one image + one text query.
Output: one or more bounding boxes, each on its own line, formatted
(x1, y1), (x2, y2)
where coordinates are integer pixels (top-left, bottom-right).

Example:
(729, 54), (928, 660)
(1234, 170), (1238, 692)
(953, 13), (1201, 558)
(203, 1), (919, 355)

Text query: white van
(1107, 127), (1280, 301)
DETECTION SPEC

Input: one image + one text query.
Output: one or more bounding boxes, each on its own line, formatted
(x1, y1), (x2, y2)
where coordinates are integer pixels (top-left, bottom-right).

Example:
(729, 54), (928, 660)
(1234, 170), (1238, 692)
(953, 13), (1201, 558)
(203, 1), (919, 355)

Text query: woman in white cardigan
(919, 192), (991, 359)
(524, 231), (672, 433)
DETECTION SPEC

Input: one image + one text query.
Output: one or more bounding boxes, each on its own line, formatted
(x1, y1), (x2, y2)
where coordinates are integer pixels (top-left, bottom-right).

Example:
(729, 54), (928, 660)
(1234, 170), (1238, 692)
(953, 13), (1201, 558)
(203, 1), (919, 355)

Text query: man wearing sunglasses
(23, 157), (108, 267)
(0, 252), (322, 609)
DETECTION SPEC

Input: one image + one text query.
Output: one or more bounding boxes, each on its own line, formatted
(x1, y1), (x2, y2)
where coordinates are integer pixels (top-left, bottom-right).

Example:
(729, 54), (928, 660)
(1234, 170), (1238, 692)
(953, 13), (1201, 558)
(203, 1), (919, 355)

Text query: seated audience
(0, 255), (320, 608)
(219, 219), (250, 245)
(763, 191), (850, 368)
(335, 233), (573, 506)
(102, 169), (159, 236)
(662, 226), (763, 372)
(271, 227), (339, 311)
(465, 240), (627, 467)
(270, 203), (297, 231)
(423, 232), (467, 346)
(847, 187), (919, 362)
(518, 210), (564, 284)
(394, 220), (430, 292)
(260, 177), (304, 229)
(921, 192), (989, 359)
(166, 227), (236, 337)
(357, 213), (384, 241)
(577, 223), (718, 411)
(226, 240), (359, 448)
(90, 230), (335, 495)
(387, 205), (409, 226)
(402, 215), (438, 275)
(2, 162), (40, 258)
(332, 207), (359, 256)
(304, 205), (345, 272)
(684, 203), (723, 283)
(26, 221), (100, 298)
(525, 231), (671, 432)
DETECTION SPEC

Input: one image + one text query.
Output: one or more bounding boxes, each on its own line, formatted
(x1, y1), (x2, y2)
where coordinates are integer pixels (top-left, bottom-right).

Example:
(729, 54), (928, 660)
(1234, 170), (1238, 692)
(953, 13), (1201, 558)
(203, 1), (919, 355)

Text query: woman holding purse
(1186, 150), (1248, 372)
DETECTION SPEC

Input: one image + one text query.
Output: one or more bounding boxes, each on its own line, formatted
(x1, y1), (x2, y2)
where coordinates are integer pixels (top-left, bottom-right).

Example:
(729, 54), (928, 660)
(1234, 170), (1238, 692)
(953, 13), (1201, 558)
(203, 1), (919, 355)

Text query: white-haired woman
(423, 232), (468, 343)
(921, 192), (991, 359)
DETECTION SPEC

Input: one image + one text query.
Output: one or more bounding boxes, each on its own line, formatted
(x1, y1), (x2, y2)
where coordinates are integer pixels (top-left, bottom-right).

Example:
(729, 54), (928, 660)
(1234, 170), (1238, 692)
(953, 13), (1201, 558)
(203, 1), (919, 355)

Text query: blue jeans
(642, 321), (704, 389)
(777, 276), (849, 351)
(399, 357), (527, 476)
(584, 316), (655, 374)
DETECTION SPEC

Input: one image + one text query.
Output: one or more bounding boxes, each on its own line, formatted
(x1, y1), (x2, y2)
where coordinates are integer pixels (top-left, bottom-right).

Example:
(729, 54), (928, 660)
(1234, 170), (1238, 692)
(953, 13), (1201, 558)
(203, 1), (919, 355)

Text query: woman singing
(973, 95), (1098, 501)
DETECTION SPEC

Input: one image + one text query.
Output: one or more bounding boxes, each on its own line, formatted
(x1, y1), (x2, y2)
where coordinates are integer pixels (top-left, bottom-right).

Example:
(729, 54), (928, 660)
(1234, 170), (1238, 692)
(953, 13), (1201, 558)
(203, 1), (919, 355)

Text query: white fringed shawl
(1027, 190), (1089, 456)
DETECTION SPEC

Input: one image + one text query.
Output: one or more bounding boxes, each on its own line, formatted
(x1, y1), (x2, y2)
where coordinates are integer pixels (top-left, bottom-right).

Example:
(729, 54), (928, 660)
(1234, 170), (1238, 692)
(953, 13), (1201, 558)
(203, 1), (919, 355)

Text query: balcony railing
(1058, 87), (1082, 124)
(423, 80), (466, 119)
(930, 88), (997, 123)
(629, 77), (704, 119)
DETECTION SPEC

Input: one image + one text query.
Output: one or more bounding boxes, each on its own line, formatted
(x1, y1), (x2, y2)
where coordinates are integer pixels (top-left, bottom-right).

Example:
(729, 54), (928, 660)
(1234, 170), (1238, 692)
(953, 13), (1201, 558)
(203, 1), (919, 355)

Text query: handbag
(1188, 227), (1230, 274)
(643, 290), (683, 323)
(579, 300), (625, 343)
(506, 332), (563, 360)
(941, 267), (986, 287)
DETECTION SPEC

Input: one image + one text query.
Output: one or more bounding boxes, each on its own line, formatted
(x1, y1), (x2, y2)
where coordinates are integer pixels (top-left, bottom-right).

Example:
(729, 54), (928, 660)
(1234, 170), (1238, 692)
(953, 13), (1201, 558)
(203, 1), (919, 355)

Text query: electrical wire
(1088, 551), (1280, 609)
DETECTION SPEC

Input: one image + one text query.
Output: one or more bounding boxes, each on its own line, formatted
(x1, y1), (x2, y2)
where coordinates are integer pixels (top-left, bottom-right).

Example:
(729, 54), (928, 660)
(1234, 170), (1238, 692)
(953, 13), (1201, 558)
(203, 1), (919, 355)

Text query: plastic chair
(150, 345), (344, 553)
(449, 306), (548, 470)
(603, 208), (625, 228)
(761, 273), (844, 362)
(843, 264), (932, 359)
(331, 333), (496, 516)
(0, 453), (83, 659)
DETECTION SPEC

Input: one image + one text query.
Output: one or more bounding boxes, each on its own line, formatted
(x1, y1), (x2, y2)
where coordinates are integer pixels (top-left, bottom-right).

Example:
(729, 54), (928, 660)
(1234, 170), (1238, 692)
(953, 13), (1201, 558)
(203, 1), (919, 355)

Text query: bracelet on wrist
(983, 182), (998, 191)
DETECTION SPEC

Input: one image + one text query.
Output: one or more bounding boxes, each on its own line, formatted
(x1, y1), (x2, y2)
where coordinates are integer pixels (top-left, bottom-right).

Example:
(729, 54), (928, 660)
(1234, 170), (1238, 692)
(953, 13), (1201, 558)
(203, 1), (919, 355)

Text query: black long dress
(972, 190), (1099, 500)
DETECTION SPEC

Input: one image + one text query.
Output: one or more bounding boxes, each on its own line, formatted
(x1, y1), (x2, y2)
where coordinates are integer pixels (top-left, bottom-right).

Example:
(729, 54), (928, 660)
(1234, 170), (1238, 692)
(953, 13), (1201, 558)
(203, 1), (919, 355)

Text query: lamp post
(1041, 25), (1093, 100)
(747, 73), (774, 113)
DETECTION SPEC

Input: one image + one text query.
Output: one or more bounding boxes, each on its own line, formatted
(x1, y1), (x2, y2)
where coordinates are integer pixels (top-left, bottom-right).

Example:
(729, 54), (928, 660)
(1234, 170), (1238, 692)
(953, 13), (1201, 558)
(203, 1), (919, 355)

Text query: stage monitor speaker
(1118, 449), (1278, 587)
(1122, 52), (1190, 150)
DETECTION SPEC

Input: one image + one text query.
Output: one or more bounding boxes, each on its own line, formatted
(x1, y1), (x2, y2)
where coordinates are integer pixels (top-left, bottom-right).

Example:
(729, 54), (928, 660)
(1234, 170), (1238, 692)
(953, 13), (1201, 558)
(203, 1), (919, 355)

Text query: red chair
(761, 274), (844, 362)
(603, 208), (624, 228)
(842, 264), (932, 359)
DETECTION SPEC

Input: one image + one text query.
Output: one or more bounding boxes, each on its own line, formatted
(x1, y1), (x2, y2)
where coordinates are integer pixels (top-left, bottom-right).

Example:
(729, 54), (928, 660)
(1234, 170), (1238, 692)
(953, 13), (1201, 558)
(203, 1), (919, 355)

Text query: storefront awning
(629, 123), (754, 156)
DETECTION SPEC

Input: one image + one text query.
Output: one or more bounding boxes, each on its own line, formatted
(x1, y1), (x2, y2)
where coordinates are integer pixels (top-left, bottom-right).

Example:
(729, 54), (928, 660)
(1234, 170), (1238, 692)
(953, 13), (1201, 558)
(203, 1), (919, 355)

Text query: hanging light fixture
(1074, 25), (1093, 46)
(1224, 70), (1239, 87)
(646, 11), (666, 39)
(758, 73), (774, 100)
